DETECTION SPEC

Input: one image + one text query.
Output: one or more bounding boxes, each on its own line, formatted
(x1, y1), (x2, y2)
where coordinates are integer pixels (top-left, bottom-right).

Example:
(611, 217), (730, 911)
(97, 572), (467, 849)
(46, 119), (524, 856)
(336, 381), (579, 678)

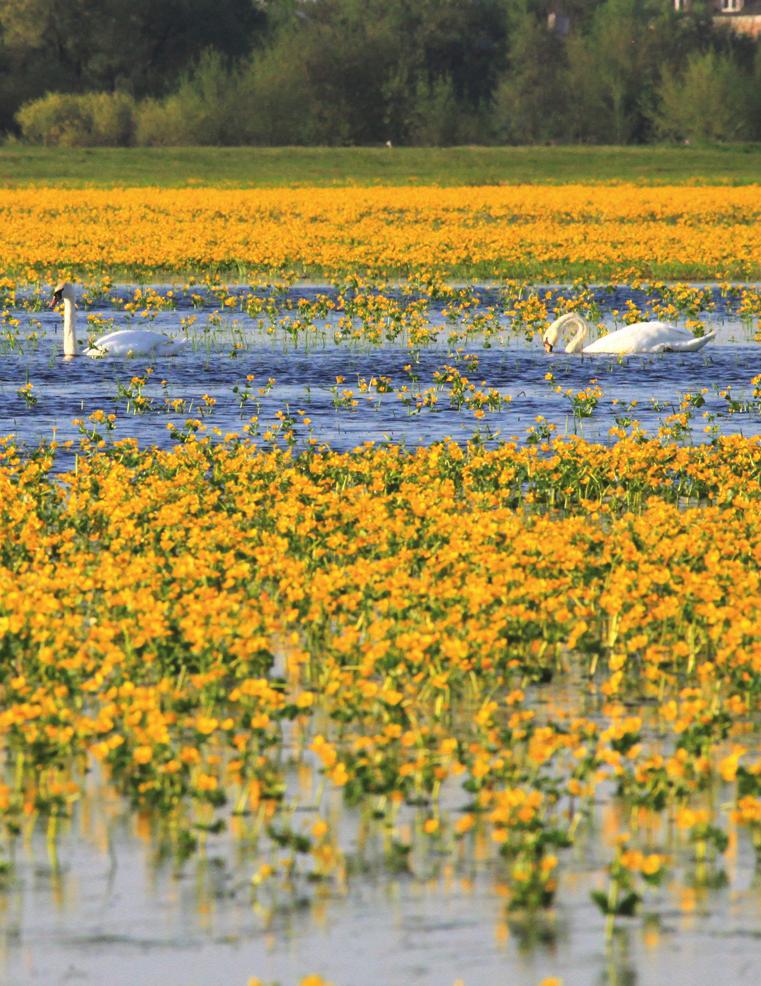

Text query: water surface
(2, 284), (760, 986)
(2, 285), (760, 461)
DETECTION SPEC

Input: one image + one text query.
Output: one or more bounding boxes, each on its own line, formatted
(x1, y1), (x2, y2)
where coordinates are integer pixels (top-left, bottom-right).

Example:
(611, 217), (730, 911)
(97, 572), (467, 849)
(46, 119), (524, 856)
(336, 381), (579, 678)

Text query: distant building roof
(675, 0), (761, 36)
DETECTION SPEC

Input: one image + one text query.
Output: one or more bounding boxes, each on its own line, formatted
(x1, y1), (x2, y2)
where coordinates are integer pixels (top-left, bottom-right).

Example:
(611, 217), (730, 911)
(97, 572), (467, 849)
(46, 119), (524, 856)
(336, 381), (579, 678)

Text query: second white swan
(51, 282), (187, 358)
(542, 312), (715, 355)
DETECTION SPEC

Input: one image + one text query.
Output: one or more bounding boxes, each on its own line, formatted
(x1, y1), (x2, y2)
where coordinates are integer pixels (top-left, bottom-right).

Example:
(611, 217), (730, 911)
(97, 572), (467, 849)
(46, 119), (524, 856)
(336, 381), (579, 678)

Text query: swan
(50, 282), (187, 358)
(542, 312), (715, 355)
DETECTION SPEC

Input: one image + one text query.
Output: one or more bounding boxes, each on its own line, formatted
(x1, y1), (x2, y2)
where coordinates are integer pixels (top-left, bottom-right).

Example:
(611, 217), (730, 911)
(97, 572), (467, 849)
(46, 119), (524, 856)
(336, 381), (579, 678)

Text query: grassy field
(1, 144), (761, 187)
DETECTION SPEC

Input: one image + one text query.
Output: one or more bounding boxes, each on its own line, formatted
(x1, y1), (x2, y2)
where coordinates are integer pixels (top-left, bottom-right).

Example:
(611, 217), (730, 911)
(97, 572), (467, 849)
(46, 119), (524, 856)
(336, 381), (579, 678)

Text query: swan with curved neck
(51, 282), (186, 358)
(542, 312), (715, 355)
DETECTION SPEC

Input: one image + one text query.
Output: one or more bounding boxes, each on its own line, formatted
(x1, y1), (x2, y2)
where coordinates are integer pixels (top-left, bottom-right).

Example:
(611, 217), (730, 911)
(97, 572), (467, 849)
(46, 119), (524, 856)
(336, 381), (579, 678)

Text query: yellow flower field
(2, 174), (761, 983)
(1, 184), (759, 280)
(0, 432), (759, 932)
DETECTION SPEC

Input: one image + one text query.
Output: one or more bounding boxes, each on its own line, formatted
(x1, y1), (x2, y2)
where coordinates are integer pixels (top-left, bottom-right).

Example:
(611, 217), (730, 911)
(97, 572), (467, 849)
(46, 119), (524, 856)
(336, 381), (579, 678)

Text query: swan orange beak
(543, 340), (553, 353)
(50, 291), (62, 308)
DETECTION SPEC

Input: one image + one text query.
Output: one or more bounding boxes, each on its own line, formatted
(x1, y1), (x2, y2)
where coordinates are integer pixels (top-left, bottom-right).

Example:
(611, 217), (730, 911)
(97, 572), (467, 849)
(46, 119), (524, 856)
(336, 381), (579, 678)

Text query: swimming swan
(542, 312), (715, 355)
(51, 282), (187, 358)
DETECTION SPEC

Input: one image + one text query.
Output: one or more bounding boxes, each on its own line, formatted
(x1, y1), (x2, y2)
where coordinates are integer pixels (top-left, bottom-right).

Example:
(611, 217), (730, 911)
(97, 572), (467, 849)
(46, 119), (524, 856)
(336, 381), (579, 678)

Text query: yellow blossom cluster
(0, 184), (759, 280)
(0, 430), (758, 930)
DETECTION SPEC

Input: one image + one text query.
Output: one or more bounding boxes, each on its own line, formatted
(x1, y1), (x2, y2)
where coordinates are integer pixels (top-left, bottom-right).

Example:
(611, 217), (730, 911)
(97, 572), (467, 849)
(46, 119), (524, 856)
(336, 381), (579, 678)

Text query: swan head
(542, 313), (589, 354)
(542, 315), (566, 353)
(50, 281), (76, 308)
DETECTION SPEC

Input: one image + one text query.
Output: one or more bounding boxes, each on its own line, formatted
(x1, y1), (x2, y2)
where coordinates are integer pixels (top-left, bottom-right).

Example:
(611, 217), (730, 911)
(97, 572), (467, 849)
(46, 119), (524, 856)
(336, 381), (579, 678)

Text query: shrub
(16, 91), (136, 146)
(135, 50), (241, 146)
(236, 44), (324, 146)
(652, 51), (756, 143)
(405, 77), (487, 146)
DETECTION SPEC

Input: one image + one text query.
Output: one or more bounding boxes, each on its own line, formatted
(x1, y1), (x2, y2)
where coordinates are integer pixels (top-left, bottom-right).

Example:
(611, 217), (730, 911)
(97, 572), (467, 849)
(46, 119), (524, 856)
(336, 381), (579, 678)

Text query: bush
(16, 91), (136, 146)
(405, 77), (487, 146)
(236, 43), (324, 146)
(135, 50), (242, 146)
(652, 51), (756, 143)
(134, 96), (194, 146)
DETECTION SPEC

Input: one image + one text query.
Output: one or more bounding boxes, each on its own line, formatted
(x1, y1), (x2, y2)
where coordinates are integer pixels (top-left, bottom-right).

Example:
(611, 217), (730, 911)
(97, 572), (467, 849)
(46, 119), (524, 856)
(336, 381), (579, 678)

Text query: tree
(492, 2), (568, 144)
(237, 0), (509, 145)
(652, 49), (756, 142)
(0, 0), (267, 129)
(5, 0), (761, 145)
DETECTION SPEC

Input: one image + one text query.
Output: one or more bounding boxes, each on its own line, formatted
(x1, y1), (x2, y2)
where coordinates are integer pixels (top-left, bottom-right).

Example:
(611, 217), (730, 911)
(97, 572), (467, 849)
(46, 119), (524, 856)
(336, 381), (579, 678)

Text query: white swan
(51, 282), (187, 358)
(542, 312), (715, 355)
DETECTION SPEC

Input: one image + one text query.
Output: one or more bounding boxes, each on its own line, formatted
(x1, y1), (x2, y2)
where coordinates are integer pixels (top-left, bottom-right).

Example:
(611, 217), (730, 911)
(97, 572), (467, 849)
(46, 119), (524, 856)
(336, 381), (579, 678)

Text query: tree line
(3, 0), (760, 146)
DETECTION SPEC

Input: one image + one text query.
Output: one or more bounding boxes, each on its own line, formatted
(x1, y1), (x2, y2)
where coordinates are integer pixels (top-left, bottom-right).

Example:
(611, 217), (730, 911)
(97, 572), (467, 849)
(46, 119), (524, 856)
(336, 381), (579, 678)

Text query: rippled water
(2, 285), (760, 986)
(2, 285), (760, 464)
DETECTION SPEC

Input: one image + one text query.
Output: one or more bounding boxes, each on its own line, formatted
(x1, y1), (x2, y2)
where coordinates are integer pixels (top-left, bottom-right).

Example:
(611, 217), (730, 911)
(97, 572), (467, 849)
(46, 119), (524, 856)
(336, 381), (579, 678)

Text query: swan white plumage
(51, 281), (187, 358)
(542, 312), (715, 355)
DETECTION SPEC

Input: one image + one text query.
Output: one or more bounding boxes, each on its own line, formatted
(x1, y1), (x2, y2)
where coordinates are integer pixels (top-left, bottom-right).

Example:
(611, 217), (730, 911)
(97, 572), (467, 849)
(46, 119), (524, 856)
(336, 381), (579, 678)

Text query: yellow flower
(719, 747), (746, 783)
(132, 746), (153, 765)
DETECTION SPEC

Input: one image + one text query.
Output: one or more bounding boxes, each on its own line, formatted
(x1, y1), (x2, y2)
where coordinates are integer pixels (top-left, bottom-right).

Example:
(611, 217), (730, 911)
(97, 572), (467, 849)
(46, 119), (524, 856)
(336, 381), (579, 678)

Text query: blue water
(2, 285), (760, 463)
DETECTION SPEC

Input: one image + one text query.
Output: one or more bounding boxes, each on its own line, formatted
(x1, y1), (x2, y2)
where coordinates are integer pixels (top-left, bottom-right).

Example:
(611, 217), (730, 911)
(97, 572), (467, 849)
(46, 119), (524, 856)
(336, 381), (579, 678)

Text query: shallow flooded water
(4, 739), (761, 986)
(1, 284), (760, 464)
(4, 746), (761, 986)
(1, 284), (760, 986)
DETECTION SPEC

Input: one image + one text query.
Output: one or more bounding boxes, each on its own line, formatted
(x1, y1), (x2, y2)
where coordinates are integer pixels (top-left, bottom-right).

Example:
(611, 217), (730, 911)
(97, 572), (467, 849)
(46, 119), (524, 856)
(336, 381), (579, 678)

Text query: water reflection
(1, 729), (759, 986)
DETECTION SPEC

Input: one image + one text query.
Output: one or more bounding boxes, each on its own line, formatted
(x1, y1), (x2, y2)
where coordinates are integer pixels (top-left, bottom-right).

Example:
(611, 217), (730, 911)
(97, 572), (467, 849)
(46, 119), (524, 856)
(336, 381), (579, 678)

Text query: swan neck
(565, 316), (588, 354)
(63, 298), (77, 357)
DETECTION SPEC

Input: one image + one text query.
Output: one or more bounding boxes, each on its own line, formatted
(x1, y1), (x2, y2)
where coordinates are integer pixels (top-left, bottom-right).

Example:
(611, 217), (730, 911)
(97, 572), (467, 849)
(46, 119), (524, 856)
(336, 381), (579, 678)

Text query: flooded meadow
(0, 277), (759, 986)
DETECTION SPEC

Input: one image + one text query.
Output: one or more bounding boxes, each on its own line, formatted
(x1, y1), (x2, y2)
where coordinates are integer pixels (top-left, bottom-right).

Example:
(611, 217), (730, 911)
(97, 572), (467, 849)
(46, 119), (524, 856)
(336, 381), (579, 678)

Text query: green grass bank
(2, 144), (761, 187)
